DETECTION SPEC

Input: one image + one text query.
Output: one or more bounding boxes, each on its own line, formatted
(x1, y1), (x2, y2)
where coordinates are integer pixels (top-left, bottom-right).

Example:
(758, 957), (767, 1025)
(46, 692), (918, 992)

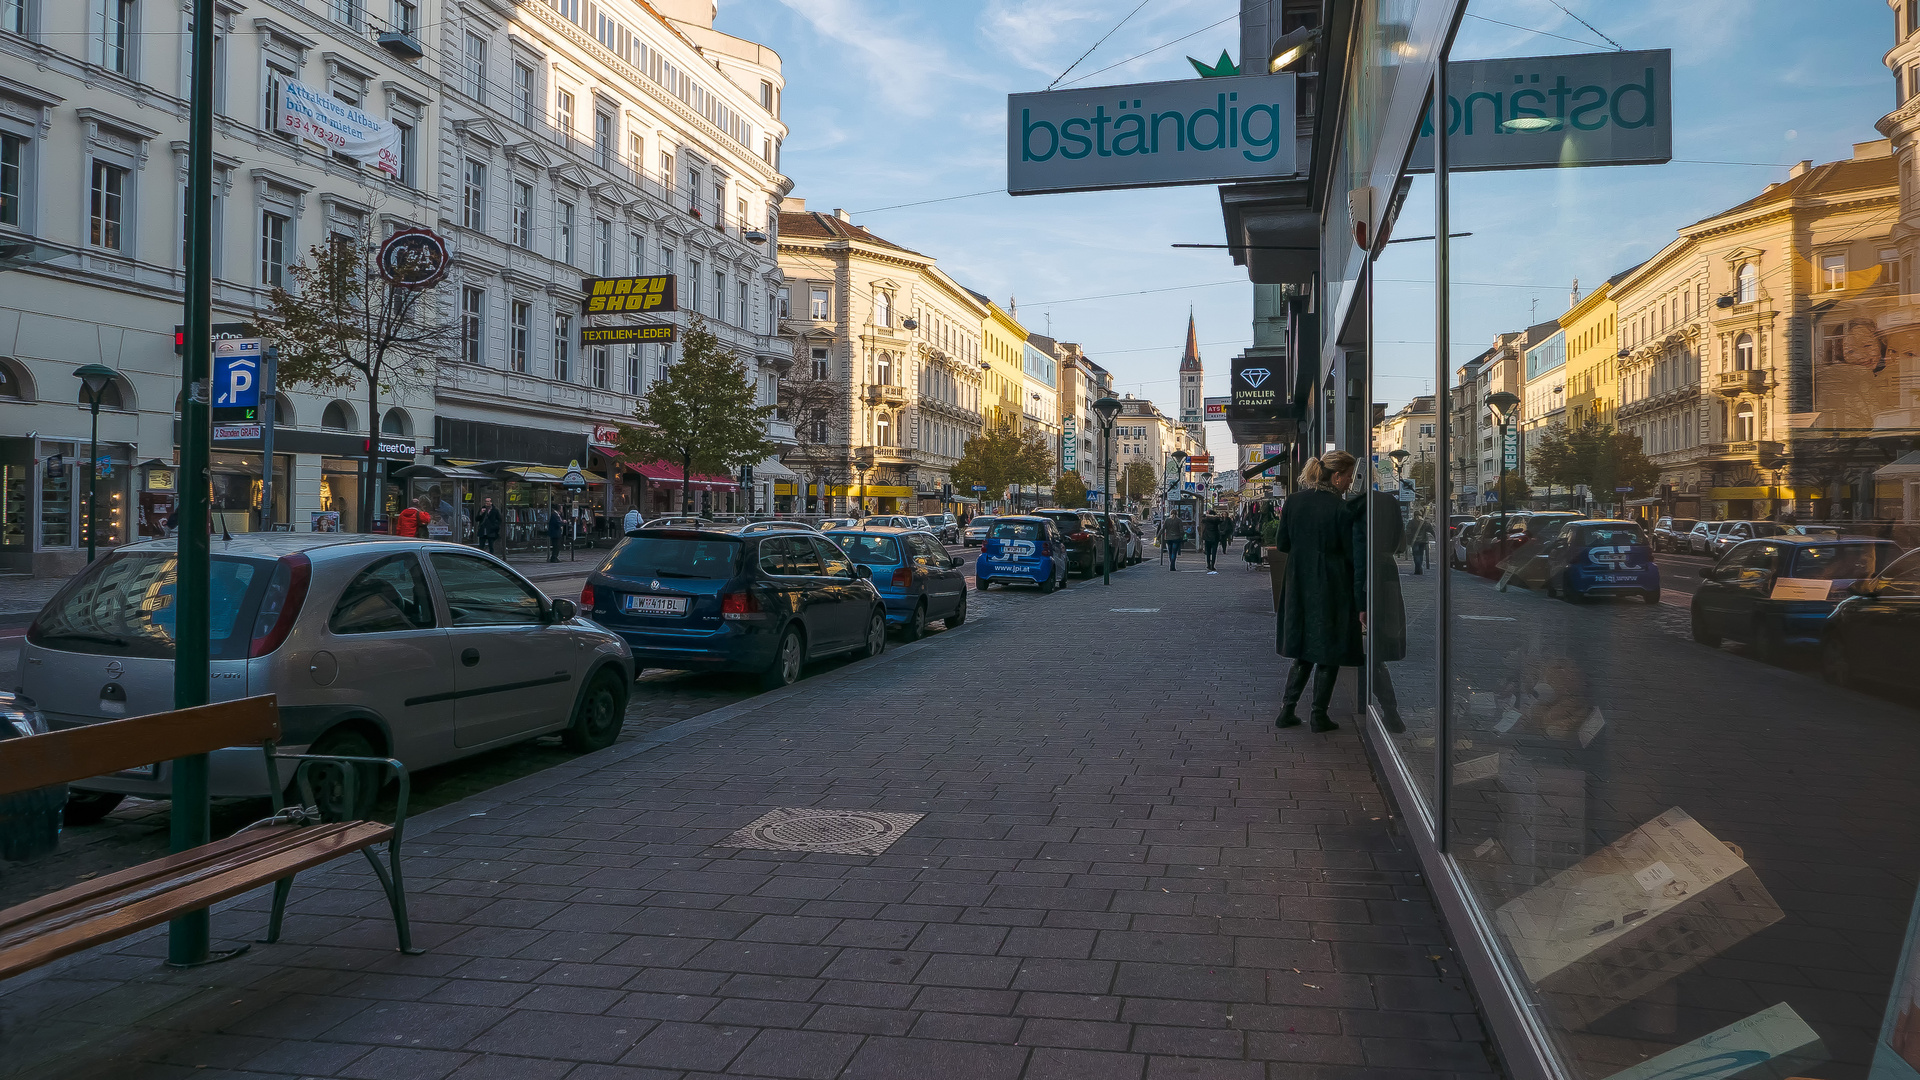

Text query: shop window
(321, 400), (355, 431)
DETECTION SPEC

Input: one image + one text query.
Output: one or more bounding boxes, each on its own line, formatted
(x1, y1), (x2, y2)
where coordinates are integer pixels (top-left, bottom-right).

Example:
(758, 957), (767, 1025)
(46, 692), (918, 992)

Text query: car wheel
(977, 576), (992, 592)
(1544, 573), (1560, 599)
(1751, 620), (1782, 665)
(1040, 573), (1056, 594)
(562, 670), (628, 752)
(902, 601), (927, 642)
(762, 625), (805, 690)
(947, 593), (967, 628)
(857, 610), (887, 658)
(1643, 588), (1661, 604)
(1690, 606), (1721, 647)
(1822, 633), (1855, 687)
(62, 790), (124, 827)
(305, 727), (383, 821)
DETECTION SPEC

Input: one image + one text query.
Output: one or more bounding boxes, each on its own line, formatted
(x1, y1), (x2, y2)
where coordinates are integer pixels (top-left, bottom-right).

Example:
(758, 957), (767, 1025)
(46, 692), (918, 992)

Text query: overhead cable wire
(1047, 0), (1155, 90)
(1543, 0), (1625, 51)
(1059, 13), (1241, 88)
(1460, 12), (1611, 51)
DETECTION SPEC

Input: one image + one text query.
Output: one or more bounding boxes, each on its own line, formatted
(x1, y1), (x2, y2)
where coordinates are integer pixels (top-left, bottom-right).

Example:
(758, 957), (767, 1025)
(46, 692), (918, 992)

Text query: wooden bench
(0, 695), (420, 981)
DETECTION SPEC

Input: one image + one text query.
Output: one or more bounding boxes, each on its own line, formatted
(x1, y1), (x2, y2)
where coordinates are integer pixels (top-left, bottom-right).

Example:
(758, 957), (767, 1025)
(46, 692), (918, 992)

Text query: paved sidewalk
(0, 561), (1498, 1080)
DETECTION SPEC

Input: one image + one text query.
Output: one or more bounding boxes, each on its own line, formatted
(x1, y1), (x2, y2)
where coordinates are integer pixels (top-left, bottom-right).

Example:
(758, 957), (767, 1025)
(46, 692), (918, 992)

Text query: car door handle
(461, 648), (480, 666)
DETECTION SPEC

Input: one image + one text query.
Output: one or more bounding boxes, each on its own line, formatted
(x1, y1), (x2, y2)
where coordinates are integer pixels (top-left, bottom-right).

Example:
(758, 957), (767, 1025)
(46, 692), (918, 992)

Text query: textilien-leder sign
(1407, 50), (1672, 173)
(1008, 73), (1297, 196)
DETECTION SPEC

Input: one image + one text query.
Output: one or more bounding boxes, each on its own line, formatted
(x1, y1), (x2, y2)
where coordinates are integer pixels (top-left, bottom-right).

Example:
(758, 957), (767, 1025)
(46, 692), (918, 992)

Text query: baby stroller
(1243, 536), (1263, 567)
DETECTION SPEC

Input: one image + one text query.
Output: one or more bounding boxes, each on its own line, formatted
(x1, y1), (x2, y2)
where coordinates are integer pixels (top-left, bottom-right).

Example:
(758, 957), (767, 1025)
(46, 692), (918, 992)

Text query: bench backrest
(0, 696), (280, 799)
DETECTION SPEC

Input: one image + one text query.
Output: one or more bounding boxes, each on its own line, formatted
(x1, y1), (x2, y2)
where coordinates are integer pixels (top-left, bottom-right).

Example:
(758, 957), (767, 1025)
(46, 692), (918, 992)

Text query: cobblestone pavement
(0, 554), (1498, 1079)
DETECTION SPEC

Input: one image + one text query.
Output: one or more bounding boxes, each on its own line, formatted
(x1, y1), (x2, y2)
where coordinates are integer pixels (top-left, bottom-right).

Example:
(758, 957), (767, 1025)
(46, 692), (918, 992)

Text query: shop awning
(394, 463), (496, 481)
(753, 456), (799, 481)
(499, 464), (606, 484)
(628, 460), (738, 489)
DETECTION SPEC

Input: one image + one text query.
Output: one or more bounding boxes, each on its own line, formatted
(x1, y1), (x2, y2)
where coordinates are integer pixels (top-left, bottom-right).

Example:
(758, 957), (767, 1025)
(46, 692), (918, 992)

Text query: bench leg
(362, 846), (423, 955)
(259, 876), (295, 945)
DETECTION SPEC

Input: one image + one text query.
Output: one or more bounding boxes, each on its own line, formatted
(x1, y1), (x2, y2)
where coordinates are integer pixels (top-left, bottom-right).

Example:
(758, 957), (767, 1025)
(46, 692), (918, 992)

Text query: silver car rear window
(30, 552), (272, 660)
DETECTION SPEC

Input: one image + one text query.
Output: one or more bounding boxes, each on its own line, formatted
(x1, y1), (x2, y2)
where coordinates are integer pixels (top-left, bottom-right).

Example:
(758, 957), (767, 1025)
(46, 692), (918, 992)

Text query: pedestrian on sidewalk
(1272, 450), (1362, 732)
(1202, 511), (1227, 572)
(1357, 467), (1407, 733)
(396, 495), (432, 539)
(545, 504), (564, 562)
(476, 498), (502, 555)
(622, 505), (643, 533)
(1410, 513), (1433, 574)
(1158, 514), (1186, 570)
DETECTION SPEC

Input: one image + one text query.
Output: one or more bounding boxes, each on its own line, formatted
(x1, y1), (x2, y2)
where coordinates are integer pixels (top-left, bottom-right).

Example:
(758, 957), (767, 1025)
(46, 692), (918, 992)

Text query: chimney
(1789, 159), (1813, 178)
(780, 196), (806, 212)
(833, 208), (850, 222)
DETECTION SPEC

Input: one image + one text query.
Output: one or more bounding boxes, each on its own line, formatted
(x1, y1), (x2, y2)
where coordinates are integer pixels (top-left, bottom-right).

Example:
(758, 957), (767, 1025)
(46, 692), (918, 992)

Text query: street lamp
(1487, 391), (1520, 537)
(74, 364), (119, 563)
(1093, 396), (1121, 586)
(852, 448), (875, 517)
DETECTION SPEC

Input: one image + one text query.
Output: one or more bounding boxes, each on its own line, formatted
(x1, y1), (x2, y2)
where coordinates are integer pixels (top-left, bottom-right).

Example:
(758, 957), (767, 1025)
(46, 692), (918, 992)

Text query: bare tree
(778, 371), (843, 512)
(264, 229), (458, 531)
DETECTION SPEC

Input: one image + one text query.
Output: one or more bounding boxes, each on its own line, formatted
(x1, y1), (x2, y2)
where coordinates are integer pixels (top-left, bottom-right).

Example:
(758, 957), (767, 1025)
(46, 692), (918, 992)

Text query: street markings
(1111, 608), (1161, 613)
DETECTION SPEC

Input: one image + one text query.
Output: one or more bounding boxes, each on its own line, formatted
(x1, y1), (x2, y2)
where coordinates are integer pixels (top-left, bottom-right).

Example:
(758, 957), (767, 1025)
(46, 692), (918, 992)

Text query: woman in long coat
(1273, 450), (1363, 731)
(1355, 468), (1407, 733)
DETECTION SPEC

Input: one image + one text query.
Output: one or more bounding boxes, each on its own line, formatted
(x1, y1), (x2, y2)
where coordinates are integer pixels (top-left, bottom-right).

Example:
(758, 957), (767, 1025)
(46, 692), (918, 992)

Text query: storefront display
(208, 451), (289, 533)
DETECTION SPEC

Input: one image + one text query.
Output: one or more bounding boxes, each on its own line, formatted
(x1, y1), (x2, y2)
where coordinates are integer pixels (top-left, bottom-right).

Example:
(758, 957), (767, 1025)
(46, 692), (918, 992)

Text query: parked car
(823, 527), (968, 640)
(1685, 520), (1725, 556)
(1790, 525), (1842, 540)
(961, 515), (998, 547)
(1495, 512), (1582, 584)
(1032, 508), (1108, 577)
(1110, 518), (1144, 566)
(1543, 520), (1661, 603)
(1821, 546), (1920, 691)
(1451, 515), (1490, 569)
(926, 513), (961, 543)
(1467, 512), (1535, 577)
(640, 517), (716, 531)
(1711, 520), (1786, 559)
(816, 517), (861, 532)
(862, 515), (920, 530)
(585, 525), (887, 690)
(23, 535), (634, 822)
(741, 520), (817, 533)
(976, 516), (1069, 593)
(1652, 516), (1698, 554)
(1690, 536), (1900, 662)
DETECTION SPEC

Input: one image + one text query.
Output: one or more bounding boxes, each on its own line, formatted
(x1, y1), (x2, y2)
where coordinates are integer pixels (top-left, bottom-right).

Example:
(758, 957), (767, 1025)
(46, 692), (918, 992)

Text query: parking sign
(214, 339), (262, 408)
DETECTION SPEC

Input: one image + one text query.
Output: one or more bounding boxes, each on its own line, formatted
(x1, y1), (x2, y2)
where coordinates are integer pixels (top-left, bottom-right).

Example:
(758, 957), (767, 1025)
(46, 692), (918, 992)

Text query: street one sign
(583, 275), (677, 314)
(1008, 73), (1297, 196)
(582, 324), (676, 345)
(1407, 51), (1672, 173)
(213, 339), (261, 408)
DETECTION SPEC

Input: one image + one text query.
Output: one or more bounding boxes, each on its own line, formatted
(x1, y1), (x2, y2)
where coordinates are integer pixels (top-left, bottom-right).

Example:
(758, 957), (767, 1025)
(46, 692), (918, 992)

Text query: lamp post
(1093, 396), (1121, 586)
(1166, 449), (1190, 546)
(852, 448), (875, 517)
(74, 365), (119, 563)
(1487, 391), (1520, 538)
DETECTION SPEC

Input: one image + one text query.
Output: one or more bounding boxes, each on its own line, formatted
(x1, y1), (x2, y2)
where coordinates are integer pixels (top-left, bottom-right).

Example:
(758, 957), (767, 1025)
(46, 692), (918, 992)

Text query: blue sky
(713, 0), (1894, 422)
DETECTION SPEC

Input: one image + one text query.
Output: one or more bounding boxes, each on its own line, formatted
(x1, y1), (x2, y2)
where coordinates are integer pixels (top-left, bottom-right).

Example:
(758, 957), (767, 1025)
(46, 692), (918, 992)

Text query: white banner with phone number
(275, 79), (401, 176)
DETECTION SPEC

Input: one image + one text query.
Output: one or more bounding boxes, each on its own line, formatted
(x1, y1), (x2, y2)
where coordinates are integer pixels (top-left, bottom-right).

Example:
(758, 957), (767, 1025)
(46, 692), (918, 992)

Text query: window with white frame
(461, 286), (484, 363)
(461, 31), (486, 100)
(1734, 333), (1755, 371)
(392, 119), (416, 187)
(553, 314), (572, 380)
(1822, 253), (1847, 291)
(389, 0), (415, 32)
(658, 244), (673, 276)
(595, 217), (611, 276)
(776, 287), (789, 319)
(737, 281), (747, 327)
(555, 89), (574, 137)
(592, 346), (608, 389)
(92, 0), (135, 75)
(510, 301), (529, 372)
(0, 132), (23, 227)
(593, 111), (613, 169)
(90, 160), (128, 250)
(178, 167), (226, 276)
(557, 199), (574, 262)
(1736, 262), (1757, 303)
(1881, 247), (1901, 289)
(626, 346), (641, 395)
(462, 159), (486, 232)
(713, 269), (724, 319)
(809, 286), (829, 320)
(332, 0), (361, 30)
(690, 259), (701, 309)
(511, 179), (532, 246)
(874, 289), (890, 327)
(628, 132), (643, 174)
(259, 209), (288, 286)
(2, 0), (24, 36)
(513, 63), (534, 126)
(628, 232), (643, 274)
(811, 347), (829, 380)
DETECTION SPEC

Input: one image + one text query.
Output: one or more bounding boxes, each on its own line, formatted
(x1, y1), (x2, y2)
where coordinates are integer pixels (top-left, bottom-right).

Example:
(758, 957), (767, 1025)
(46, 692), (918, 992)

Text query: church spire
(1179, 310), (1202, 373)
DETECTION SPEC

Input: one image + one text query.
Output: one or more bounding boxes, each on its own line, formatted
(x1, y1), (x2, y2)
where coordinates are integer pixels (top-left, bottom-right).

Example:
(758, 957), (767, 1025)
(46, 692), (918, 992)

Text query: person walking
(1410, 513), (1433, 574)
(1272, 450), (1363, 732)
(1357, 468), (1407, 733)
(1202, 511), (1228, 572)
(476, 498), (502, 555)
(1158, 513), (1186, 571)
(396, 495), (432, 539)
(622, 505), (643, 533)
(545, 504), (564, 562)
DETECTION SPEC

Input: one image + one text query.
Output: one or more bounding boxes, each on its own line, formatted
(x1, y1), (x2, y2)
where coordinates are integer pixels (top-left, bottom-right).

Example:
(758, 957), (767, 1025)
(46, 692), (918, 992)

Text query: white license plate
(623, 594), (688, 615)
(1006, 540), (1035, 556)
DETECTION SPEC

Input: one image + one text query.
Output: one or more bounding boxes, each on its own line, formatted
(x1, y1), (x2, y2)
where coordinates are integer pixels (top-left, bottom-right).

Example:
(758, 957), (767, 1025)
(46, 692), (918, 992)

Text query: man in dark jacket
(476, 498), (502, 555)
(546, 505), (564, 562)
(1201, 512), (1226, 572)
(1273, 451), (1362, 732)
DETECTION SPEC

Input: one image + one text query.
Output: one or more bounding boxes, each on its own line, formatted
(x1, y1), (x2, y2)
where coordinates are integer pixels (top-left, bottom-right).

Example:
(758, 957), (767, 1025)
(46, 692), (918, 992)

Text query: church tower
(1179, 311), (1207, 450)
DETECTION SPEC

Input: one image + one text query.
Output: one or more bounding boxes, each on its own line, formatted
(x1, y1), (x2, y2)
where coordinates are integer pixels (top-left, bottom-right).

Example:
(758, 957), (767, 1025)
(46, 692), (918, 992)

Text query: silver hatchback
(21, 534), (632, 818)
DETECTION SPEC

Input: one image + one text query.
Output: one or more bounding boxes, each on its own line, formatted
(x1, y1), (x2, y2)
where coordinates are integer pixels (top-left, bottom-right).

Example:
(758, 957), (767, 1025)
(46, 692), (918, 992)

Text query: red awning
(627, 460), (739, 489)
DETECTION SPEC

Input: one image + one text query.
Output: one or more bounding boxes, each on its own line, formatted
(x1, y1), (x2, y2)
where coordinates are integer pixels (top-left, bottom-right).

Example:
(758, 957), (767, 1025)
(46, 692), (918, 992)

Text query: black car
(1822, 546), (1920, 695)
(1032, 508), (1108, 577)
(584, 526), (888, 689)
(1652, 516), (1697, 554)
(1690, 536), (1899, 663)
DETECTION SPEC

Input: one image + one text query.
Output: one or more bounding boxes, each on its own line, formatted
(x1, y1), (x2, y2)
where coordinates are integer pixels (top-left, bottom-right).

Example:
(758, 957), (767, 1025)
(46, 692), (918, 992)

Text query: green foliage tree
(615, 317), (774, 512)
(1120, 461), (1157, 508)
(1409, 459), (1436, 503)
(1531, 420), (1659, 504)
(1053, 469), (1089, 508)
(951, 424), (1023, 509)
(265, 231), (459, 531)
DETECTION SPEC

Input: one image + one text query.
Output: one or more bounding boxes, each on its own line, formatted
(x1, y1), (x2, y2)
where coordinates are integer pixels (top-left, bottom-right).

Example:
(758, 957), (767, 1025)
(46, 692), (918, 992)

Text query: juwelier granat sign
(1008, 73), (1297, 196)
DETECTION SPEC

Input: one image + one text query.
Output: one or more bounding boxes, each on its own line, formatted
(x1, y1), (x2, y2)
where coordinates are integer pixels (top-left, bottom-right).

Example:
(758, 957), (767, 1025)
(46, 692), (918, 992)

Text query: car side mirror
(854, 564), (873, 579)
(547, 597), (578, 622)
(1851, 578), (1880, 597)
(1699, 567), (1717, 581)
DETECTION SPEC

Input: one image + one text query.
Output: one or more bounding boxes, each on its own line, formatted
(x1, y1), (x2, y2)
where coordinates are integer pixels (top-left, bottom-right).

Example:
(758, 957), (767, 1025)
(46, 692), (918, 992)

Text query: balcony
(764, 418), (797, 446)
(1715, 369), (1766, 396)
(1705, 440), (1783, 462)
(863, 383), (906, 406)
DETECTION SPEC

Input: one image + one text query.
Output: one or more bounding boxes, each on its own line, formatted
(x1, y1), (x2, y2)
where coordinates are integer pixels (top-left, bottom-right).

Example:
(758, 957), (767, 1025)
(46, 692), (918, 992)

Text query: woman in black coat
(1273, 450), (1363, 731)
(1354, 471), (1407, 733)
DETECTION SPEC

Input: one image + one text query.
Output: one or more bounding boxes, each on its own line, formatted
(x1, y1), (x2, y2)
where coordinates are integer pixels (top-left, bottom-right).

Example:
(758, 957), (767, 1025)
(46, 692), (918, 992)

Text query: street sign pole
(170, 0), (216, 967)
(260, 348), (276, 531)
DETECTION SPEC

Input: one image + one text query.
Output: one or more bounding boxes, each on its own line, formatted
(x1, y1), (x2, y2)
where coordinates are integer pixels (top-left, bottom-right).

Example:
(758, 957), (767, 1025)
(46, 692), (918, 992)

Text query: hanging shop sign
(563, 460), (587, 490)
(1230, 355), (1279, 409)
(1407, 50), (1672, 173)
(582, 275), (677, 314)
(1204, 396), (1228, 419)
(1008, 73), (1297, 196)
(275, 79), (402, 176)
(1062, 415), (1077, 471)
(590, 424), (623, 447)
(582, 324), (677, 345)
(378, 228), (451, 287)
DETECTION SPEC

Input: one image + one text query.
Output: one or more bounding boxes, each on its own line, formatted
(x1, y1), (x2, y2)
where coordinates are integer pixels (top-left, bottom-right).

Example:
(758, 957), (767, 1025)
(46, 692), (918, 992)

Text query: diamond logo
(1240, 367), (1271, 388)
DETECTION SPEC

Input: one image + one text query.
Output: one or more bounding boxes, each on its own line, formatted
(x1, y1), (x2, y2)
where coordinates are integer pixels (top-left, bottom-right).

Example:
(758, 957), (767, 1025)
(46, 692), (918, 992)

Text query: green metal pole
(1102, 422), (1112, 586)
(170, 0), (216, 966)
(85, 396), (99, 563)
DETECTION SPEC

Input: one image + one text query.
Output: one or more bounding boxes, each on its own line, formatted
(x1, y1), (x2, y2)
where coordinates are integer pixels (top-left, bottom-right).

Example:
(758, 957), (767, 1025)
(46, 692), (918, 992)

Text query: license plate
(1007, 540), (1035, 556)
(623, 594), (688, 615)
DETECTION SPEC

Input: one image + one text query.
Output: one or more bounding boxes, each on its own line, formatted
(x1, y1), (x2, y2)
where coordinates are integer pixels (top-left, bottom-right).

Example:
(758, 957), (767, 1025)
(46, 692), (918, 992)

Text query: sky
(711, 0), (1894, 426)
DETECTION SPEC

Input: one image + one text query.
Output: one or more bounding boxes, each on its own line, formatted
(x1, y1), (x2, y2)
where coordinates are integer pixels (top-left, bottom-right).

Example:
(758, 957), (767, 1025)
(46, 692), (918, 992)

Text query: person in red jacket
(396, 495), (432, 538)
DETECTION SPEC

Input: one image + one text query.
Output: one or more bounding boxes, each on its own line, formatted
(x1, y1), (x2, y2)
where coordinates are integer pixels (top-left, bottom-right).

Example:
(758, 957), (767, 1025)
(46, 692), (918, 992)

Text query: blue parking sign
(214, 339), (262, 408)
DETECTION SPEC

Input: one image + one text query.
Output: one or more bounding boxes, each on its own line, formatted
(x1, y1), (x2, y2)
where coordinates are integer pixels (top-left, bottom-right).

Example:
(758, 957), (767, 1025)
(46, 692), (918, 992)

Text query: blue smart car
(824, 527), (969, 639)
(1542, 519), (1662, 603)
(975, 515), (1069, 594)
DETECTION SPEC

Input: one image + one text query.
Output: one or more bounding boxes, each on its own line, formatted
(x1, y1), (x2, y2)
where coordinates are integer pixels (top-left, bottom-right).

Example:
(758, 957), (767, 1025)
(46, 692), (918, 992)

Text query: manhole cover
(717, 807), (925, 856)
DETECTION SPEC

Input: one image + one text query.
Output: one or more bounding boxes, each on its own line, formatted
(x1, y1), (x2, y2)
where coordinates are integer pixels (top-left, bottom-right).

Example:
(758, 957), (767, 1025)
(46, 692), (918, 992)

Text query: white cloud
(766, 0), (989, 115)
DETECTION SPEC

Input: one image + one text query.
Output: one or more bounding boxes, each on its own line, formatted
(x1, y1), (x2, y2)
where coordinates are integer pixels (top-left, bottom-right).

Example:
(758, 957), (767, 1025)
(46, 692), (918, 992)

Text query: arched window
(0, 357), (31, 401)
(321, 401), (355, 431)
(873, 289), (890, 327)
(875, 415), (891, 446)
(270, 394), (293, 427)
(876, 353), (892, 386)
(1737, 263), (1758, 304)
(1734, 333), (1755, 371)
(381, 408), (412, 437)
(1734, 402), (1756, 442)
(76, 376), (126, 410)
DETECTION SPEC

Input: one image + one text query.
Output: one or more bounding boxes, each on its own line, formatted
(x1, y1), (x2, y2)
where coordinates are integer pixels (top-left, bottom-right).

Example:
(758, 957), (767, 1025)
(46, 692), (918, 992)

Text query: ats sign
(1009, 74), (1297, 196)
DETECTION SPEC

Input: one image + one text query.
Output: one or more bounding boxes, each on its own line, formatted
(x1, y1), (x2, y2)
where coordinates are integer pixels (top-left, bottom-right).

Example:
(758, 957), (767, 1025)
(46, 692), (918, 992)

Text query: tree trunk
(364, 379), (380, 533)
(681, 450), (693, 517)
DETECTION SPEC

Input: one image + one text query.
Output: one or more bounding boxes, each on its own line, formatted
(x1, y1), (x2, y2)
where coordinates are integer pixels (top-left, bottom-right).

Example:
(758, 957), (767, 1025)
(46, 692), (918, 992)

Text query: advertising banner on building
(582, 324), (676, 345)
(1008, 73), (1297, 195)
(275, 80), (402, 176)
(1205, 396), (1228, 419)
(583, 276), (677, 314)
(1062, 415), (1076, 471)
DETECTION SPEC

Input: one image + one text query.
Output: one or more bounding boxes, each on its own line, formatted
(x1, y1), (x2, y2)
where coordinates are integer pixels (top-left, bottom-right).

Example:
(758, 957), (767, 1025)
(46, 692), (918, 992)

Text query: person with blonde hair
(1272, 449), (1362, 731)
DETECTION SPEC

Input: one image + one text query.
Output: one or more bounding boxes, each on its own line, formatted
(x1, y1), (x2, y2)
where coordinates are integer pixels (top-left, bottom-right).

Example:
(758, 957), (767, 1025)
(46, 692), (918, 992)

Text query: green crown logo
(1188, 50), (1240, 78)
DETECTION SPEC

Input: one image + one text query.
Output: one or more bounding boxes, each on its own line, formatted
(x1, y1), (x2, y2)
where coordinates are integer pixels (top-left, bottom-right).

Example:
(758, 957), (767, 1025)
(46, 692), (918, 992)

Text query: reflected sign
(1408, 50), (1672, 173)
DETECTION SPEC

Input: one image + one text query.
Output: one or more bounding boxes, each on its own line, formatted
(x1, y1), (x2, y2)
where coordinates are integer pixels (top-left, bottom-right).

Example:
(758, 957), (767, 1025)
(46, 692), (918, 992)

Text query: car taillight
(249, 553), (311, 658)
(891, 567), (913, 587)
(1071, 531), (1090, 542)
(580, 583), (595, 609)
(721, 590), (761, 616)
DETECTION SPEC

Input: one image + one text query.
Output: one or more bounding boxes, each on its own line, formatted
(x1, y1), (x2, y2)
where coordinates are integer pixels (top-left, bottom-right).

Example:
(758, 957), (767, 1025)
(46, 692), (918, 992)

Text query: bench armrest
(273, 753), (411, 845)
